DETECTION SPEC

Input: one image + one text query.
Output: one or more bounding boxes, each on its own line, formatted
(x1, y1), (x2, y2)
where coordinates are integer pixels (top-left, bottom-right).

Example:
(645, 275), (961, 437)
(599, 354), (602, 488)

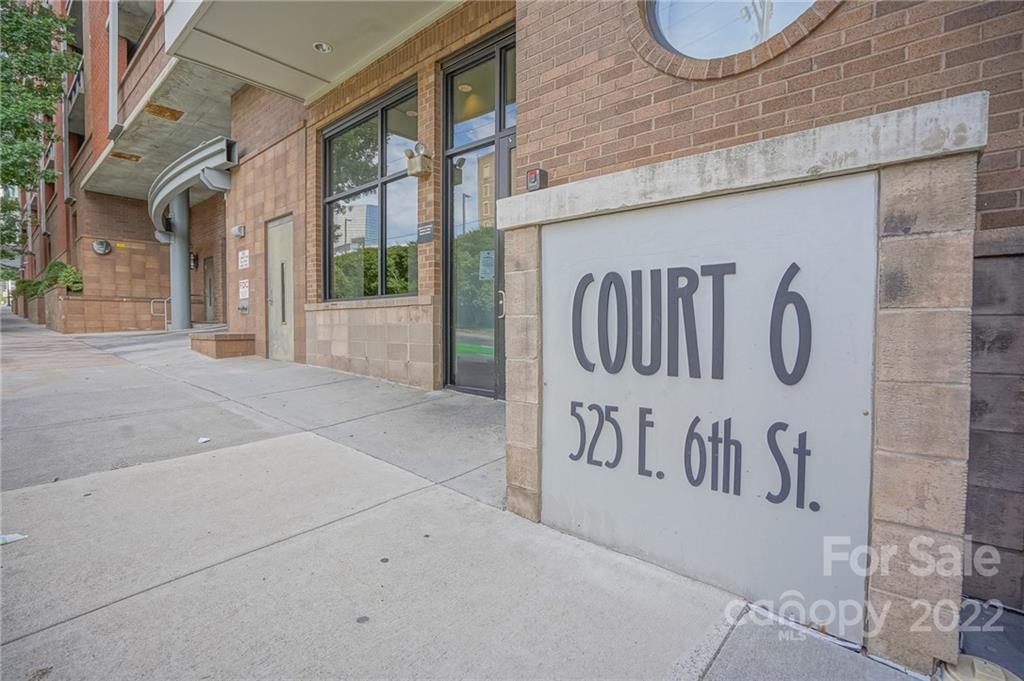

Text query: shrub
(39, 259), (68, 286)
(58, 265), (82, 292)
(16, 261), (85, 297)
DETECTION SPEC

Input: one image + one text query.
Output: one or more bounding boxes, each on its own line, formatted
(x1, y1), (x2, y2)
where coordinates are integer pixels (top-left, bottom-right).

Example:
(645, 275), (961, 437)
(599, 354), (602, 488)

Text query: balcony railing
(66, 62), (84, 110)
(43, 142), (55, 170)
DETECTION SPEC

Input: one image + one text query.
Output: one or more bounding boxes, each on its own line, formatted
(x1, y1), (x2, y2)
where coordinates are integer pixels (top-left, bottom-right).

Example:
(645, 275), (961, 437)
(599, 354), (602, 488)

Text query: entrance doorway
(444, 31), (516, 397)
(267, 215), (294, 361)
(203, 256), (215, 321)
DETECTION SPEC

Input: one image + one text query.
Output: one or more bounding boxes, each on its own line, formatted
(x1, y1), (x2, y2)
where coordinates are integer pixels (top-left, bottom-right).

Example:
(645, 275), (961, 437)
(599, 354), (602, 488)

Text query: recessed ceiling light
(313, 41), (333, 54)
(405, 110), (418, 118)
(457, 83), (473, 93)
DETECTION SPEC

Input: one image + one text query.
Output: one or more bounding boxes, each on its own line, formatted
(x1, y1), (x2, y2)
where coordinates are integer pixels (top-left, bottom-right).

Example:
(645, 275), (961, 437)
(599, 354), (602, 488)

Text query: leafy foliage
(0, 196), (27, 278)
(328, 119), (379, 194)
(331, 243), (417, 299)
(453, 227), (496, 330)
(58, 263), (82, 291)
(0, 0), (80, 190)
(14, 259), (83, 297)
(332, 247), (379, 299)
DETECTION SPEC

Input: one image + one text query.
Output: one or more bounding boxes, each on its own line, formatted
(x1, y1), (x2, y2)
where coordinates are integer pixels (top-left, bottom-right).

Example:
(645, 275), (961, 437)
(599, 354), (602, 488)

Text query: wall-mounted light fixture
(231, 224), (246, 238)
(404, 141), (433, 179)
(190, 252), (199, 270)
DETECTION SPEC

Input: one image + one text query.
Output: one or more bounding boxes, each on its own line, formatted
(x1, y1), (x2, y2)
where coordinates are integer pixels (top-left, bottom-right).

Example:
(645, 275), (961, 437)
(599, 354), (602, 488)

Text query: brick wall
(76, 235), (167, 301)
(232, 85), (306, 163)
(516, 0), (1023, 233)
(118, 9), (170, 121)
(225, 86), (307, 359)
(190, 194), (226, 323)
(86, 0), (110, 167)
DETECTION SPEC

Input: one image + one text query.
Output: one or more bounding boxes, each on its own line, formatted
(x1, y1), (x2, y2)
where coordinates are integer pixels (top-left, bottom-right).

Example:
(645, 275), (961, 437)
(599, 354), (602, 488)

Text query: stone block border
(496, 92), (989, 674)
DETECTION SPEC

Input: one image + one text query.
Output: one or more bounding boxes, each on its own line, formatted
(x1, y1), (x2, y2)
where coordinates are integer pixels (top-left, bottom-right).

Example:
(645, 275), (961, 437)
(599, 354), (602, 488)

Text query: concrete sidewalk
(0, 311), (912, 680)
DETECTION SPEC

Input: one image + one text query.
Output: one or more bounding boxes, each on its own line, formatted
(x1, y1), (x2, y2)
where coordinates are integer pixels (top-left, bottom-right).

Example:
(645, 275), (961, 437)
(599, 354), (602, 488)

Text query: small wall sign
(417, 222), (434, 244)
(479, 250), (495, 281)
(238, 279), (250, 300)
(238, 249), (250, 270)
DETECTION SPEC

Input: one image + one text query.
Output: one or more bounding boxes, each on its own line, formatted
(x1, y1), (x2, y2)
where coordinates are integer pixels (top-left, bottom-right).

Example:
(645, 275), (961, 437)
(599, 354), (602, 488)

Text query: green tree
(1, 0), (79, 279)
(453, 227), (496, 330)
(0, 195), (26, 280)
(1, 0), (80, 189)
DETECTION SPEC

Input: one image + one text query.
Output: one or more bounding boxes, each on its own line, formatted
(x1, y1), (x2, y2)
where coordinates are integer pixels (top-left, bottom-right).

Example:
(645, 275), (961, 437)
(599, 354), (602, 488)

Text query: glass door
(445, 34), (516, 397)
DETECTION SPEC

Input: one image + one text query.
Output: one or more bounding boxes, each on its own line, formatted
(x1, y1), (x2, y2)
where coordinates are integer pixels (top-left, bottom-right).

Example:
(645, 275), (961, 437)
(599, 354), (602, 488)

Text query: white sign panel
(238, 279), (250, 300)
(541, 173), (877, 642)
(479, 249), (495, 281)
(238, 249), (250, 270)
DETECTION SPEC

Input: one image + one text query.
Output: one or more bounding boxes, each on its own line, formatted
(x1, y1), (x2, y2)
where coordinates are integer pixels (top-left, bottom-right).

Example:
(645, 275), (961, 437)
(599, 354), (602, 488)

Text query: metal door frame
(441, 26), (516, 398)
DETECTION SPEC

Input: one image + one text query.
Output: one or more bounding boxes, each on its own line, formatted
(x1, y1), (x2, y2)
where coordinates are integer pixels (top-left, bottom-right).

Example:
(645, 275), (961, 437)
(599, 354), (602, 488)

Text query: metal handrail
(149, 296), (171, 330)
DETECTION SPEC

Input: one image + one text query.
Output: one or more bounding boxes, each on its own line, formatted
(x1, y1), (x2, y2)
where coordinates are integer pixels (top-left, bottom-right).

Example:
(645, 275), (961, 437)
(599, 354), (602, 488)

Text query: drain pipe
(168, 190), (191, 330)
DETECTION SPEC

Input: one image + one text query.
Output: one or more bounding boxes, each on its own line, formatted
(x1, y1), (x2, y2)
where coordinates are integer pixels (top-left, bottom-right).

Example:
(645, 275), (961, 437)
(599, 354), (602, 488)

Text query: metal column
(169, 190), (191, 330)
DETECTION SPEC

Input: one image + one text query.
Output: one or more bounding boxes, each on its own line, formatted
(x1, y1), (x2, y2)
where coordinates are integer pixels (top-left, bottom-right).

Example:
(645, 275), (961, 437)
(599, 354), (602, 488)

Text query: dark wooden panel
(971, 374), (1024, 433)
(962, 546), (1023, 609)
(973, 315), (1024, 374)
(976, 225), (1024, 258)
(967, 252), (1024, 606)
(966, 484), (1024, 551)
(973, 256), (1024, 315)
(969, 431), (1024, 493)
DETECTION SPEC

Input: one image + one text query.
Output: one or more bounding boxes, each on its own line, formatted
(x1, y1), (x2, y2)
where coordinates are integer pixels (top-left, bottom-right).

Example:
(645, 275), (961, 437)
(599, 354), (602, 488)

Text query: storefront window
(451, 60), (495, 148)
(503, 47), (517, 128)
(324, 88), (419, 300)
(651, 0), (813, 60)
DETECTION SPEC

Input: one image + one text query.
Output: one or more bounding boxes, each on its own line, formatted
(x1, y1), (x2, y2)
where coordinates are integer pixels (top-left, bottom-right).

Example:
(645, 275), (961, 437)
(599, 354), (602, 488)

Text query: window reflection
(653, 0), (813, 60)
(450, 145), (496, 390)
(386, 95), (418, 176)
(452, 60), (495, 147)
(329, 117), (379, 195)
(503, 47), (516, 128)
(330, 188), (379, 298)
(384, 176), (418, 295)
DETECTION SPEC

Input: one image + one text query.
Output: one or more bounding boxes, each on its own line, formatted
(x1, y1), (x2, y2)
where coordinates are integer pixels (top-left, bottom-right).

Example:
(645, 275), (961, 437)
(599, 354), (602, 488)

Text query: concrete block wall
(304, 296), (439, 389)
(865, 154), (978, 672)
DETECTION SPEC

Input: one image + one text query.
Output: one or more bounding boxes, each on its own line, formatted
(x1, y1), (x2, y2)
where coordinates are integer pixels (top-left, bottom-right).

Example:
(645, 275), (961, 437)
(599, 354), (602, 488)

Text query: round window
(651, 0), (814, 60)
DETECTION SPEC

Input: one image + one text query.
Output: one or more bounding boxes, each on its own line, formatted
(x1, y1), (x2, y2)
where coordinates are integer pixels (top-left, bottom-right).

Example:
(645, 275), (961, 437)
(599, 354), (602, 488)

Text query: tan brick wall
(225, 86), (307, 360)
(305, 296), (439, 389)
(76, 235), (168, 302)
(516, 0), (1022, 232)
(303, 1), (515, 387)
